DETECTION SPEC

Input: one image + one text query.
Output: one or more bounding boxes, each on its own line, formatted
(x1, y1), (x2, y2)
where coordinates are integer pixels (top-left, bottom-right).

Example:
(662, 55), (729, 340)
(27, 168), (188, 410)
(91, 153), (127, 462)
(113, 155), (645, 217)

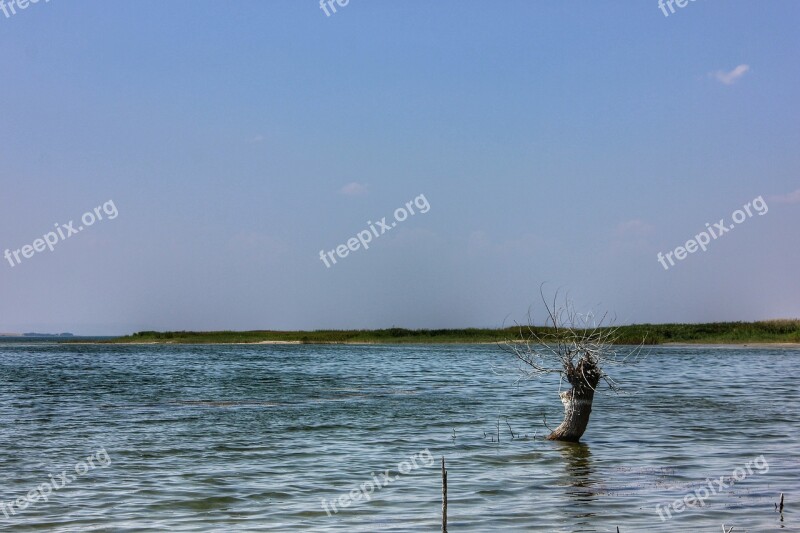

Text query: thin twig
(505, 418), (517, 439)
(441, 457), (447, 533)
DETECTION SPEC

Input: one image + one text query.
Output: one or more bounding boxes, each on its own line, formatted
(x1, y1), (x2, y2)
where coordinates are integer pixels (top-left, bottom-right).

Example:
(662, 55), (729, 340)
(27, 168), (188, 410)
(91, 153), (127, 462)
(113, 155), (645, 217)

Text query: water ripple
(0, 343), (797, 531)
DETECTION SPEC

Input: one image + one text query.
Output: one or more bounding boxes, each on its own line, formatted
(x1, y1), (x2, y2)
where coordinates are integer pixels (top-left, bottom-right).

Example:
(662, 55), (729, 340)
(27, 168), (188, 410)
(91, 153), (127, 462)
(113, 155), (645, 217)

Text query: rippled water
(0, 342), (798, 532)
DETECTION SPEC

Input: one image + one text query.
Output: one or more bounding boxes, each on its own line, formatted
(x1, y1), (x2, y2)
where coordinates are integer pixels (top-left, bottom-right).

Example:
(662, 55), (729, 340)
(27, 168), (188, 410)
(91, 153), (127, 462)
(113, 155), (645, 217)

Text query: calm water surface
(0, 343), (798, 532)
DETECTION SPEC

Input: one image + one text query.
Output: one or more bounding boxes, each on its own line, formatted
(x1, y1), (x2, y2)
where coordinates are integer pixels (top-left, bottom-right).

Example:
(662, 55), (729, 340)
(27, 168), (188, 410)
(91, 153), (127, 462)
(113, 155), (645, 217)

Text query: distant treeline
(102, 320), (800, 345)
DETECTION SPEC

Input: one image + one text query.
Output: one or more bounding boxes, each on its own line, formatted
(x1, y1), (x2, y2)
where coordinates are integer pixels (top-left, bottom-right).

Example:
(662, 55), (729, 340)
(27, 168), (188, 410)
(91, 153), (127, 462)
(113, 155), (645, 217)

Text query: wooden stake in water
(442, 456), (448, 533)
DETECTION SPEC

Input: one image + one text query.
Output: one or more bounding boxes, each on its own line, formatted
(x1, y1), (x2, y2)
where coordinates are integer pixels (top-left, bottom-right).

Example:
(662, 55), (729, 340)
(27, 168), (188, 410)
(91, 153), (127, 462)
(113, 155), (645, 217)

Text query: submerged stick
(442, 457), (448, 532)
(505, 418), (517, 439)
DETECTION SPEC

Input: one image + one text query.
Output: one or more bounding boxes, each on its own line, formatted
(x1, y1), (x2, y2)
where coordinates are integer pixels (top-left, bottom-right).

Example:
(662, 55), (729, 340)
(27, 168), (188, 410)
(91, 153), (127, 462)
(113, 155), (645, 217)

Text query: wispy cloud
(616, 219), (653, 237)
(339, 182), (368, 196)
(606, 219), (654, 256)
(228, 232), (288, 260)
(247, 135), (265, 143)
(466, 229), (548, 257)
(711, 64), (750, 85)
(769, 188), (800, 204)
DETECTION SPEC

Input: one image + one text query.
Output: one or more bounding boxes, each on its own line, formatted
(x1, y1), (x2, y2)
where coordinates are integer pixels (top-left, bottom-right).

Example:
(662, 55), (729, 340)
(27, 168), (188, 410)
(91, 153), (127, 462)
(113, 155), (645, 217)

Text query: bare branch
(502, 290), (644, 394)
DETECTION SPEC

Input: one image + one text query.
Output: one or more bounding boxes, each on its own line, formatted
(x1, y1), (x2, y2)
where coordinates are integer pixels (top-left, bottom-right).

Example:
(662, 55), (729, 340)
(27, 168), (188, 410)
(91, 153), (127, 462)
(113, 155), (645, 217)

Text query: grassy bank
(100, 320), (800, 345)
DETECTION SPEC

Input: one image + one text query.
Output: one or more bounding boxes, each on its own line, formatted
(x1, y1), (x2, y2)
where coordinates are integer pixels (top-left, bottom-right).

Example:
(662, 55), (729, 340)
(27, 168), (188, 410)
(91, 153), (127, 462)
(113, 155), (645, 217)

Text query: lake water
(0, 342), (797, 532)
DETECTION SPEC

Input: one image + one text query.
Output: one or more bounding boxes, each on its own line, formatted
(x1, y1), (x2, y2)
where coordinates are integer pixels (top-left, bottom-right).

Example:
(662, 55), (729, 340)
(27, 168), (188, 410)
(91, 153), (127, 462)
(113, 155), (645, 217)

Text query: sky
(1, 0), (798, 335)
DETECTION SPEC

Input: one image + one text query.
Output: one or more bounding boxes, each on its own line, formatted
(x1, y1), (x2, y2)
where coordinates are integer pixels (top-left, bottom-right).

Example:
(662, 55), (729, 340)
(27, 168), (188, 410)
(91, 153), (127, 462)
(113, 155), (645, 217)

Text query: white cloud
(711, 64), (750, 85)
(339, 182), (368, 196)
(769, 188), (800, 204)
(247, 135), (265, 143)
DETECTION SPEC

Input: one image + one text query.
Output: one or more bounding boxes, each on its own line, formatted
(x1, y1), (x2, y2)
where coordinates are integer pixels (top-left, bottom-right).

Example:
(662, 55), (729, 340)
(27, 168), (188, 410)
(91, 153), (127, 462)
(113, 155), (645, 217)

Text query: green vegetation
(100, 320), (800, 345)
(612, 319), (800, 344)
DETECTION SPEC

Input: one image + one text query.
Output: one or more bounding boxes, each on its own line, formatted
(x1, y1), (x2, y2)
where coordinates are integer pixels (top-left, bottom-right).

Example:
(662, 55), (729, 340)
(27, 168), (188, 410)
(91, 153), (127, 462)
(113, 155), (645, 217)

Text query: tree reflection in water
(555, 441), (605, 529)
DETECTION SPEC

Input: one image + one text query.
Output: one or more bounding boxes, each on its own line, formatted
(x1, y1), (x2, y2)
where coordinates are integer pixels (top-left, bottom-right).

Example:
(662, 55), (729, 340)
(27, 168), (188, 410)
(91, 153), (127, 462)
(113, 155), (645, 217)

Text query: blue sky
(1, 1), (798, 335)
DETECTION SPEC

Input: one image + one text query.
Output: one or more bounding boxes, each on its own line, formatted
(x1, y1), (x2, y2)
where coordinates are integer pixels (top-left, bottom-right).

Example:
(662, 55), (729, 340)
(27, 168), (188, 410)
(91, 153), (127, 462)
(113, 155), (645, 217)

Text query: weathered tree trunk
(547, 355), (601, 442)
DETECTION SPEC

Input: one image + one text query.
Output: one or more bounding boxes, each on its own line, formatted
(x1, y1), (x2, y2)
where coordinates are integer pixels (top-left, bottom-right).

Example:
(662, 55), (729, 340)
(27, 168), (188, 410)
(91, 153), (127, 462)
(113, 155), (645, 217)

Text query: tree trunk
(547, 356), (600, 442)
(546, 387), (595, 442)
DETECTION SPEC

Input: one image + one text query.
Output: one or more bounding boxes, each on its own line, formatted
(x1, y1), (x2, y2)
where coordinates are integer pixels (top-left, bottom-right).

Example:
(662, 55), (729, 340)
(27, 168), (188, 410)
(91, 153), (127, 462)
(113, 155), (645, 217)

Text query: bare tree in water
(502, 291), (643, 442)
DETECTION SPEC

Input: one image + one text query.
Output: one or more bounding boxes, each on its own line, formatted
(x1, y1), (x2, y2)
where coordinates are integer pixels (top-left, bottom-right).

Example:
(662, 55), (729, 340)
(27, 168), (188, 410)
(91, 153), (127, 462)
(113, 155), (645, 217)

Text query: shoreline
(56, 322), (800, 347)
(59, 340), (800, 348)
